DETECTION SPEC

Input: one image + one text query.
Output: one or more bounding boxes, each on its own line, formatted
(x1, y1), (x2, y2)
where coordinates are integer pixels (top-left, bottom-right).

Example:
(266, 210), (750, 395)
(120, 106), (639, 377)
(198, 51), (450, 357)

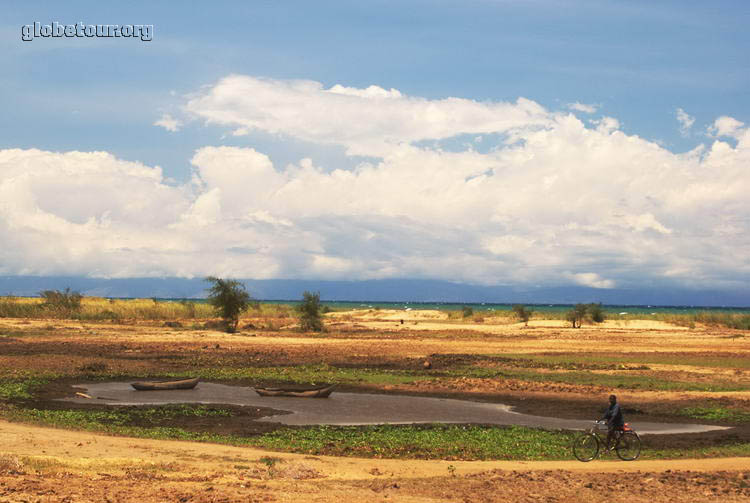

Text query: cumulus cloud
(568, 102), (598, 114)
(708, 116), (746, 140)
(2, 76), (749, 291)
(676, 108), (695, 136)
(153, 113), (182, 132)
(184, 75), (553, 156)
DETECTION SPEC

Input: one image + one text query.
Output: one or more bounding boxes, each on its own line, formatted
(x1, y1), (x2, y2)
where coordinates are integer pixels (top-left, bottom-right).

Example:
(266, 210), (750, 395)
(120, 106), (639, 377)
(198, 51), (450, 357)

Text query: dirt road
(1, 420), (749, 502)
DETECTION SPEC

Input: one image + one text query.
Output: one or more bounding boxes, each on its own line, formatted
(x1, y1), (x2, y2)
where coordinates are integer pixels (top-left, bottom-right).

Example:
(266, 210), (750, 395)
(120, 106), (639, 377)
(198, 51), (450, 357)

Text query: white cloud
(185, 75), (553, 157)
(2, 77), (749, 291)
(568, 102), (598, 114)
(676, 108), (695, 136)
(568, 273), (616, 289)
(154, 113), (182, 132)
(708, 116), (746, 139)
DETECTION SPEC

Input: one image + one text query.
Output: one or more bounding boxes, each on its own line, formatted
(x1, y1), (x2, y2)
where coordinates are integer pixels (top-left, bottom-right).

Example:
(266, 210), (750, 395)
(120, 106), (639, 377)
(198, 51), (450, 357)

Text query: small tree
(566, 303), (588, 328)
(565, 303), (605, 327)
(512, 304), (533, 326)
(204, 277), (251, 333)
(297, 291), (324, 332)
(461, 305), (474, 318)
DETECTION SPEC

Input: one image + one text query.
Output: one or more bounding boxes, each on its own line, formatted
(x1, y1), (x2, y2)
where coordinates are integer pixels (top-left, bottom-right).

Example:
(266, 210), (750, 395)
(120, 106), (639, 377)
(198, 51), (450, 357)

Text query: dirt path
(1, 420), (749, 502)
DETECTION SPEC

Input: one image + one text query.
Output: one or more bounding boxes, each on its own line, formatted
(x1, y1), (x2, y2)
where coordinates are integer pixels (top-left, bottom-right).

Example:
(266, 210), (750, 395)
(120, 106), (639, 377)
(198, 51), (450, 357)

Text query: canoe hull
(254, 384), (335, 398)
(131, 377), (200, 391)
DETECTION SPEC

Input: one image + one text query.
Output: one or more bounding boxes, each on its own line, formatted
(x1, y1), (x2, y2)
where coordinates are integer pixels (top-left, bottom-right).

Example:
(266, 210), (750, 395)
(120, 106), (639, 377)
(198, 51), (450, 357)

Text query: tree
(461, 305), (474, 318)
(204, 277), (251, 333)
(297, 291), (324, 331)
(566, 303), (589, 328)
(566, 303), (606, 328)
(512, 304), (533, 326)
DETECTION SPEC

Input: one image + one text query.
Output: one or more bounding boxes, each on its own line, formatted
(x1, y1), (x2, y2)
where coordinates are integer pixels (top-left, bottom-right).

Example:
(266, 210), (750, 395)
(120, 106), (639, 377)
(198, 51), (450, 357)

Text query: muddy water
(62, 381), (730, 435)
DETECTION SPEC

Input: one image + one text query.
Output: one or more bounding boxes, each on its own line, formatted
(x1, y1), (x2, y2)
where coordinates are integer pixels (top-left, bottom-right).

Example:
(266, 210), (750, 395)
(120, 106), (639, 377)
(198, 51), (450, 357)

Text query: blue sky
(1, 1), (749, 301)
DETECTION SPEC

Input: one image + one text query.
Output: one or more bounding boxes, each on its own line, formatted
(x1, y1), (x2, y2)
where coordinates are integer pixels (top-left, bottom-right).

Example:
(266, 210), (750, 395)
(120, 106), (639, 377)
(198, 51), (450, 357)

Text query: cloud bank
(1, 76), (748, 291)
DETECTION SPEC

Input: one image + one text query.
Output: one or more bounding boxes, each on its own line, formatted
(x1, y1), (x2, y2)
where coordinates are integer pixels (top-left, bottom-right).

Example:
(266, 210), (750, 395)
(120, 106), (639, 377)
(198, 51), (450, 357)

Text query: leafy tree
(204, 277), (251, 333)
(461, 305), (474, 318)
(512, 304), (533, 326)
(297, 291), (324, 332)
(566, 303), (606, 328)
(566, 303), (589, 328)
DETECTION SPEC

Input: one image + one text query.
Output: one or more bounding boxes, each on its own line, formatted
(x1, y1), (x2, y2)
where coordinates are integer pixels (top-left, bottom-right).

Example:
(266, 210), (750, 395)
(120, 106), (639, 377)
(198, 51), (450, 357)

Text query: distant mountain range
(0, 276), (747, 307)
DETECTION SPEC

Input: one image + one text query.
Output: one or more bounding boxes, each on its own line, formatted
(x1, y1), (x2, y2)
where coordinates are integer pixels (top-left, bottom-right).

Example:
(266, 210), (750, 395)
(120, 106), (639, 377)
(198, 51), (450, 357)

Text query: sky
(1, 1), (749, 302)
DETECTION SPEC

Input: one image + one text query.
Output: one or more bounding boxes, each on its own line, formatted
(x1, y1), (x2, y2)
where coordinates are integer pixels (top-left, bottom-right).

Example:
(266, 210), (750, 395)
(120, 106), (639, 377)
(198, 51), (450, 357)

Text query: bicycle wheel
(615, 431), (641, 461)
(573, 433), (599, 462)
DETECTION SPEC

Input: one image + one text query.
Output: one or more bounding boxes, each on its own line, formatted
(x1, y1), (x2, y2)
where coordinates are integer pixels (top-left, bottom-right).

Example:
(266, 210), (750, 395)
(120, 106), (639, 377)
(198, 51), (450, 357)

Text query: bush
(39, 288), (83, 316)
(512, 304), (533, 326)
(297, 291), (324, 332)
(587, 303), (605, 323)
(461, 306), (474, 318)
(205, 277), (252, 333)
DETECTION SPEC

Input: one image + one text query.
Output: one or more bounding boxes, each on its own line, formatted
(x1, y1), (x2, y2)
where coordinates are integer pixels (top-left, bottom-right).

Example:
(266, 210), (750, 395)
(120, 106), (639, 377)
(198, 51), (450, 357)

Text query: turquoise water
(260, 300), (750, 315)
(150, 298), (749, 314)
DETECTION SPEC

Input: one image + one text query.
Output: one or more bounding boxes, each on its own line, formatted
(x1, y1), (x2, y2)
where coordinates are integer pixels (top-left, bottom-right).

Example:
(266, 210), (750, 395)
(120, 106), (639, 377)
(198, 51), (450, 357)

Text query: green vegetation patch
(254, 424), (573, 460)
(445, 366), (749, 392)
(9, 404), (233, 430)
(678, 406), (750, 424)
(6, 406), (750, 461)
(496, 352), (750, 370)
(172, 364), (423, 386)
(0, 374), (54, 400)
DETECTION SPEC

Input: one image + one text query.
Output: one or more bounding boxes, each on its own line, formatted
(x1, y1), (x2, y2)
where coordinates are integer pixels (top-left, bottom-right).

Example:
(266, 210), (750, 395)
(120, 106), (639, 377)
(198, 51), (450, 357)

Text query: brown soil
(1, 315), (750, 501)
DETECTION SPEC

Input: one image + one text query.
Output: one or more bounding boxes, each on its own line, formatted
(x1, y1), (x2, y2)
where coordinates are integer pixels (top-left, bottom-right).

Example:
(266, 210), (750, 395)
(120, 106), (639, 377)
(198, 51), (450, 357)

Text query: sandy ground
(1, 420), (749, 502)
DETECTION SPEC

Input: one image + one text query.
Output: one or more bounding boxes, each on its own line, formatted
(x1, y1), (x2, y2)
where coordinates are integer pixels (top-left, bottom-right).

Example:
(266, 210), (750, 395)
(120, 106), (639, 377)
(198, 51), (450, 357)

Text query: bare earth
(1, 311), (749, 501)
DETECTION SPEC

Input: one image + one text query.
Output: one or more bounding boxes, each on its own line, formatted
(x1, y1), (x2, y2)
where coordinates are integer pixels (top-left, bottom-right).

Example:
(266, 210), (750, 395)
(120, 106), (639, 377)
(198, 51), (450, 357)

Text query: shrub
(587, 303), (605, 323)
(297, 291), (324, 332)
(204, 277), (252, 333)
(39, 288), (83, 316)
(512, 304), (533, 326)
(461, 306), (474, 318)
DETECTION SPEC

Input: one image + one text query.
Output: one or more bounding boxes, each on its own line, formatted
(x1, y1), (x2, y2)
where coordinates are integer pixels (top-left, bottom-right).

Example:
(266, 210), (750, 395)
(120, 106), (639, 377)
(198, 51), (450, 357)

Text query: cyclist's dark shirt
(603, 403), (624, 428)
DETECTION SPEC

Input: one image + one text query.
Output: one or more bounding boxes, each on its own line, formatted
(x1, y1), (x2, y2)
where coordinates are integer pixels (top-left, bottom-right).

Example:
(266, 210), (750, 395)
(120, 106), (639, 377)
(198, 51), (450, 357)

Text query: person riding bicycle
(601, 394), (624, 451)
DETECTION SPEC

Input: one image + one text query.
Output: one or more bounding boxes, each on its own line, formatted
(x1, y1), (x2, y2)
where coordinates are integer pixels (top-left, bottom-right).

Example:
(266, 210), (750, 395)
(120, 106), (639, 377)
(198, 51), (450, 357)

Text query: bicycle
(572, 420), (641, 462)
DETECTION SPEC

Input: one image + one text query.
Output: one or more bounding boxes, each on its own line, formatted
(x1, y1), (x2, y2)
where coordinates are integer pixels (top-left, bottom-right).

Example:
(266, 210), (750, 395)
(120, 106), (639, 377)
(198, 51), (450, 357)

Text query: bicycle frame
(573, 420), (641, 462)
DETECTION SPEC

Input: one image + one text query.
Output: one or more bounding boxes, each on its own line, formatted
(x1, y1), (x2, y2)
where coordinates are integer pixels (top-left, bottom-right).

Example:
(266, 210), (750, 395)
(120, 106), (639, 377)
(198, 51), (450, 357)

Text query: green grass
(160, 364), (422, 386)
(11, 404), (232, 428)
(677, 406), (750, 424)
(253, 424), (573, 460)
(6, 406), (750, 461)
(496, 352), (750, 370)
(444, 366), (749, 392)
(0, 374), (54, 400)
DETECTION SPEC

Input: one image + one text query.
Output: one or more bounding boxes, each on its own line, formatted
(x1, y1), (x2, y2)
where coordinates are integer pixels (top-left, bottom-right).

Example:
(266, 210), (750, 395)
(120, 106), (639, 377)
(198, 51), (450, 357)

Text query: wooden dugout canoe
(131, 377), (200, 391)
(253, 384), (336, 398)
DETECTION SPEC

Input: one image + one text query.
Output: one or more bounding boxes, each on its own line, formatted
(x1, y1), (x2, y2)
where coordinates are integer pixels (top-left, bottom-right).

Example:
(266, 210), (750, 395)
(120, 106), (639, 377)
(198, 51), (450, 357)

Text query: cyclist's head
(609, 394), (617, 404)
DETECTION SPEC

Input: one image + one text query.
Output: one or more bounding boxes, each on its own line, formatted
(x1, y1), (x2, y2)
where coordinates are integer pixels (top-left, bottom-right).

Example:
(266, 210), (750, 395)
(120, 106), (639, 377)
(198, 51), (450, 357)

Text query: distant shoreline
(5, 295), (749, 314)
